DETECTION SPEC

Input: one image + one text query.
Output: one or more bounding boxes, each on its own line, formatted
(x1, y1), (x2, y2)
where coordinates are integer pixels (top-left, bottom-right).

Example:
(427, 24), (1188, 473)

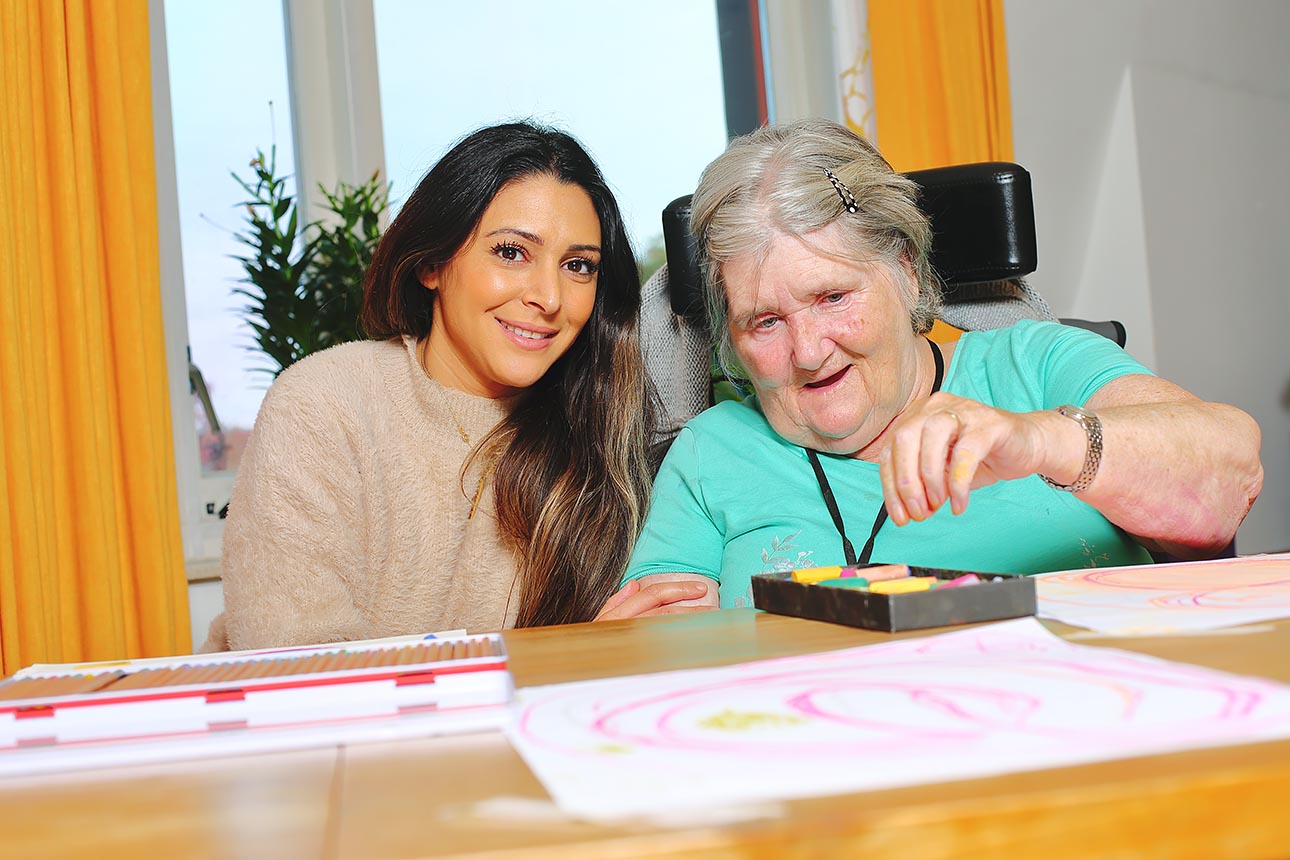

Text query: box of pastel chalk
(750, 564), (1036, 632)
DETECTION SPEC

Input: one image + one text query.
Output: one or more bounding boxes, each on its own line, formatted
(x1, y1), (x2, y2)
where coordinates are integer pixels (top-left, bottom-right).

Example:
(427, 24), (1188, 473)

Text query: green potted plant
(230, 146), (390, 377)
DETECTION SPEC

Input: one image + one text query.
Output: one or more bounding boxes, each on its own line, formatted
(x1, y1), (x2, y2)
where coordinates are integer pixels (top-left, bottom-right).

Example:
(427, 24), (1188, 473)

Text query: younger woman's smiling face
(723, 221), (926, 459)
(420, 173), (602, 397)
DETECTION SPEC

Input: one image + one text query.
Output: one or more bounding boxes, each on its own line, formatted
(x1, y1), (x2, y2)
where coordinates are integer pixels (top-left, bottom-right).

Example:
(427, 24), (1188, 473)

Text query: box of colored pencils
(751, 564), (1036, 632)
(0, 633), (512, 771)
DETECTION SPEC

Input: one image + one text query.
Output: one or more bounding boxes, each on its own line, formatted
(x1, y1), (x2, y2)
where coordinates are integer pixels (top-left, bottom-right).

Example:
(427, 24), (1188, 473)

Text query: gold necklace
(418, 337), (491, 519)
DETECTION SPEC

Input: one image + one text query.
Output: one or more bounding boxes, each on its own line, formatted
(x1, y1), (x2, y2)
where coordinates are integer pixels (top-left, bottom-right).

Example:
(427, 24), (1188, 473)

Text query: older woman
(597, 118), (1263, 619)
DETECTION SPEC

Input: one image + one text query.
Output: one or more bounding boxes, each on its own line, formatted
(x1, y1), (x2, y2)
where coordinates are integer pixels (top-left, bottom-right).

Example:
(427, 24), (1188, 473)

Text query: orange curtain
(868, 0), (1013, 171)
(0, 0), (190, 675)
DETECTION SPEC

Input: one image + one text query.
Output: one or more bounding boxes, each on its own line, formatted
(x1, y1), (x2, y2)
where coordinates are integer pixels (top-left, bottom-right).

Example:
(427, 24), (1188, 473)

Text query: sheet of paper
(507, 617), (1290, 820)
(1036, 552), (1290, 636)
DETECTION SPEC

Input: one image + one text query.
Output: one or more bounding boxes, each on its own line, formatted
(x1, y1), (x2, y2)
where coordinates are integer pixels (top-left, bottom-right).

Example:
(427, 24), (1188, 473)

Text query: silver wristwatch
(1039, 404), (1103, 494)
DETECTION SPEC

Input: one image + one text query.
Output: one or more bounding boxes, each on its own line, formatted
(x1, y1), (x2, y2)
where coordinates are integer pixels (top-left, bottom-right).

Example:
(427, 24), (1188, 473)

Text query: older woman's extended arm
(1062, 374), (1262, 557)
(882, 374), (1263, 560)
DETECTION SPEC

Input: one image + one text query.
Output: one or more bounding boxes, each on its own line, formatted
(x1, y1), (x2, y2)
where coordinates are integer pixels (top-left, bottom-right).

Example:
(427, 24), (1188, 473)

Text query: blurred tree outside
(636, 234), (667, 285)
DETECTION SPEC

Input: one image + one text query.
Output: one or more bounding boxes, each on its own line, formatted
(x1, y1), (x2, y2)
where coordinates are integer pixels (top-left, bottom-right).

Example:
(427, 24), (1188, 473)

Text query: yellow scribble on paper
(594, 743), (633, 754)
(698, 709), (807, 731)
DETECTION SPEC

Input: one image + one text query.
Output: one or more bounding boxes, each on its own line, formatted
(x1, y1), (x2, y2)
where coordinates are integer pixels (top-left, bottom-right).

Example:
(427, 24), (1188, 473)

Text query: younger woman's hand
(594, 575), (718, 621)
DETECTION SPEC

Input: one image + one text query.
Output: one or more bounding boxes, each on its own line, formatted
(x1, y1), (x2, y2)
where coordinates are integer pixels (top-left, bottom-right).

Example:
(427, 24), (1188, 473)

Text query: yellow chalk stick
(791, 565), (845, 584)
(869, 576), (936, 594)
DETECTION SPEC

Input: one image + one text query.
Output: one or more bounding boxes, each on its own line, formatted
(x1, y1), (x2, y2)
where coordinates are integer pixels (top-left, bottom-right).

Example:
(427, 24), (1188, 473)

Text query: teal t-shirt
(624, 320), (1155, 608)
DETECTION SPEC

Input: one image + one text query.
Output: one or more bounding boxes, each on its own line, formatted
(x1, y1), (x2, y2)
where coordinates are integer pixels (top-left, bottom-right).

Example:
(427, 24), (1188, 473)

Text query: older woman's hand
(877, 376), (1261, 558)
(594, 575), (719, 622)
(877, 391), (1079, 526)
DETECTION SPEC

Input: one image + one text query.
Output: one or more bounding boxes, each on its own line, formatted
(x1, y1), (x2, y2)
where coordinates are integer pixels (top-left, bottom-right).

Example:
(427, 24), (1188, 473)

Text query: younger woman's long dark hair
(361, 122), (654, 626)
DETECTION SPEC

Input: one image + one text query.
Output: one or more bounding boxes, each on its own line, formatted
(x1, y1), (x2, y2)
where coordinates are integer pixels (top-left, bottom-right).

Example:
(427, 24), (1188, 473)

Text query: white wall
(188, 581), (225, 653)
(1006, 0), (1290, 553)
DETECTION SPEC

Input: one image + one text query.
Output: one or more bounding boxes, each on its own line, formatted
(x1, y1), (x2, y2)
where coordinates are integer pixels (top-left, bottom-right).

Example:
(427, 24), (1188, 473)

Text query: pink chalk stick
(847, 564), (910, 582)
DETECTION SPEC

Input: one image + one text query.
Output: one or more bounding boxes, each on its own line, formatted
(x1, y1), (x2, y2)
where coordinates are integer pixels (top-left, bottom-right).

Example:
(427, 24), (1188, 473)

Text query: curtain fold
(0, 0), (190, 675)
(868, 0), (1013, 171)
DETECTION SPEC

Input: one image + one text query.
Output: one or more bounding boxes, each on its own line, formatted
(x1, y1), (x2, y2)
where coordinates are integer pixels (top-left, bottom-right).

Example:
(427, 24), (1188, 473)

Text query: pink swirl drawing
(1036, 555), (1290, 634)
(515, 625), (1279, 761)
(508, 619), (1290, 819)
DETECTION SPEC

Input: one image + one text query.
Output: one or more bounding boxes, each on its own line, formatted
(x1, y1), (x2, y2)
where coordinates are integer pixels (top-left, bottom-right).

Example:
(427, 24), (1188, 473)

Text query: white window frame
(150, 0), (386, 577)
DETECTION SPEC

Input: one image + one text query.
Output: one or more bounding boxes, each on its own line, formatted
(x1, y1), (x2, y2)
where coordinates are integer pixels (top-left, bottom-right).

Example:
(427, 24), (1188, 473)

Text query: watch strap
(1039, 404), (1103, 494)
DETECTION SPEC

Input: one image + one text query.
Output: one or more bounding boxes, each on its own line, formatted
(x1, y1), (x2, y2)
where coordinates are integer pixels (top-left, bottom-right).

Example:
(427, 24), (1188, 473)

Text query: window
(372, 0), (730, 281)
(163, 0), (296, 474)
(155, 0), (745, 572)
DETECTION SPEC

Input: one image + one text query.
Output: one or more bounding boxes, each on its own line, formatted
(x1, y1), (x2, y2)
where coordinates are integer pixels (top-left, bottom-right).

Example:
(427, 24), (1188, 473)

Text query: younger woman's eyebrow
(484, 228), (600, 255)
(485, 227), (543, 244)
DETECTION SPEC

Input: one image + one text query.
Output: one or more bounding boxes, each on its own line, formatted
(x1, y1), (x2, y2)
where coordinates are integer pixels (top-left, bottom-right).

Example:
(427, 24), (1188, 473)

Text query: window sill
(185, 558), (222, 584)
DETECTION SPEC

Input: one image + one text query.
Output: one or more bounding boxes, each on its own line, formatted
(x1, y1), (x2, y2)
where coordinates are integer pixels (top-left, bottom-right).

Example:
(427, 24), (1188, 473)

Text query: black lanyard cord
(805, 337), (944, 567)
(807, 449), (858, 565)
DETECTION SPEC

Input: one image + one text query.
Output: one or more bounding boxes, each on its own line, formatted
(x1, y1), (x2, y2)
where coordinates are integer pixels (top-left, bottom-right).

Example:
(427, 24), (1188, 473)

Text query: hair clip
(822, 167), (858, 214)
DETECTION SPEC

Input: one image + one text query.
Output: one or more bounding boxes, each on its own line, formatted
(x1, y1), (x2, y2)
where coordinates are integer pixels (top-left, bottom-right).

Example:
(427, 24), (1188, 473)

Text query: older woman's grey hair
(690, 118), (942, 377)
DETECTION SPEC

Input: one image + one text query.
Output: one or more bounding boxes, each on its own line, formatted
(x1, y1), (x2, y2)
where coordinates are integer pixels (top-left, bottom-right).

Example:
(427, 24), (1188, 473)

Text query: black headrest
(661, 161), (1038, 321)
(904, 162), (1037, 291)
(662, 195), (704, 319)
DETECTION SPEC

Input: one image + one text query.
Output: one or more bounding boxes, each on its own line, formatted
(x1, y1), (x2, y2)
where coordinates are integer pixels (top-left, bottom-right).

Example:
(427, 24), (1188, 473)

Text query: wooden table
(2, 608), (1289, 860)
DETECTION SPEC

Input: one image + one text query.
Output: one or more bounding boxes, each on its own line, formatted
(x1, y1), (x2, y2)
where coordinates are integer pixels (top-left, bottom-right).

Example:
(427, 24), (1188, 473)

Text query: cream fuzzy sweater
(203, 336), (520, 651)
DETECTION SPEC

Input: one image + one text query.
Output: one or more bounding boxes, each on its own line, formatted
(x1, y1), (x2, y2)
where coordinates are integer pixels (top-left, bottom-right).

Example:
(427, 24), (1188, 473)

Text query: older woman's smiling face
(724, 222), (926, 459)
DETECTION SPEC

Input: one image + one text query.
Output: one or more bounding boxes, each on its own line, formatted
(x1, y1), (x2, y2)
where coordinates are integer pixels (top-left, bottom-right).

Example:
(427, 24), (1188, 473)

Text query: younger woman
(206, 122), (655, 650)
